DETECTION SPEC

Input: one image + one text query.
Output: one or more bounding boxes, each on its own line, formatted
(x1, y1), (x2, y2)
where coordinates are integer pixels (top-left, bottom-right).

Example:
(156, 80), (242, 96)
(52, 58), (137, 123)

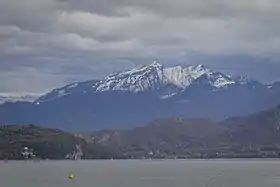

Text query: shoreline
(3, 157), (280, 161)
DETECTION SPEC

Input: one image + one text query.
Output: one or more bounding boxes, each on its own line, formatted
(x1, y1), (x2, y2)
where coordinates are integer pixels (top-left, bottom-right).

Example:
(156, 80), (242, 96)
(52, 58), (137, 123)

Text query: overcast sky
(2, 0), (280, 95)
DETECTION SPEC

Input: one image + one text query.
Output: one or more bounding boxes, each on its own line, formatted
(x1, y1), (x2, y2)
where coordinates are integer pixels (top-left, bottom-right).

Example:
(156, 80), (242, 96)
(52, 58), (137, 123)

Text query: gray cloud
(1, 0), (280, 94)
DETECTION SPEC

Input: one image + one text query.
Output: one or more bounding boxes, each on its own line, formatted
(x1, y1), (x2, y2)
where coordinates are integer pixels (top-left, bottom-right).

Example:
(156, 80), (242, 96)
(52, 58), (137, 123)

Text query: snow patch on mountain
(163, 64), (235, 88)
(160, 93), (178, 99)
(212, 75), (235, 87)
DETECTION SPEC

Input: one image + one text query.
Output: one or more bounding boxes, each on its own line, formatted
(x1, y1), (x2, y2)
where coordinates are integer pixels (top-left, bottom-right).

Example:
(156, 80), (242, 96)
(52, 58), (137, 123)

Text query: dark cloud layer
(1, 0), (280, 95)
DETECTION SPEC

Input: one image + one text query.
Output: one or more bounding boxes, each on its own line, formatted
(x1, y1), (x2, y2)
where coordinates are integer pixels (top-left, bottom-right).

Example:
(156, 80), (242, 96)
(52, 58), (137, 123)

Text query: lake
(2, 159), (280, 187)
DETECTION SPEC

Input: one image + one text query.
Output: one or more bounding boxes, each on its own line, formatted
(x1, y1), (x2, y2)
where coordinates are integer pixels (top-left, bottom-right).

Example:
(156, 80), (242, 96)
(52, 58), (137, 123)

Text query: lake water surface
(2, 159), (280, 187)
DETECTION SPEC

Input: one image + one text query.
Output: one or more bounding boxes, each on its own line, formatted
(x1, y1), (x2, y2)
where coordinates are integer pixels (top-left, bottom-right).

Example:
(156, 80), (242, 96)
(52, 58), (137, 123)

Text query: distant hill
(221, 105), (280, 148)
(0, 125), (119, 160)
(1, 105), (280, 159)
(1, 61), (280, 130)
(83, 105), (280, 158)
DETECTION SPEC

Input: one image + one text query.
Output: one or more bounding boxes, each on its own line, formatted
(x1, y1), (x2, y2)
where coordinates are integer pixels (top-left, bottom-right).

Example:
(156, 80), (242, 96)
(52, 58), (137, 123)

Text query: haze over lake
(2, 160), (280, 187)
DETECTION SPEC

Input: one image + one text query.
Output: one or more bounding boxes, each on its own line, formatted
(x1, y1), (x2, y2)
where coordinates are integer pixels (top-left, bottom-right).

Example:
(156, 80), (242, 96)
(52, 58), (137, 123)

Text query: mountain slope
(1, 61), (280, 130)
(221, 105), (280, 147)
(2, 105), (280, 159)
(0, 124), (123, 159)
(0, 124), (85, 159)
(84, 105), (280, 158)
(0, 95), (38, 104)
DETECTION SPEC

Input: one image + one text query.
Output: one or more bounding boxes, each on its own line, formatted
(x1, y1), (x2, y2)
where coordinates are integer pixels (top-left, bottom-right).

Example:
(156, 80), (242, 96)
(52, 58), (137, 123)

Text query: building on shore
(21, 147), (35, 159)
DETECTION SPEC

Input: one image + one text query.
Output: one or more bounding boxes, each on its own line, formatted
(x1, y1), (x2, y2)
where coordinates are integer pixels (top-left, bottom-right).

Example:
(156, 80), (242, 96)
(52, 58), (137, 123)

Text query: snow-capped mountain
(0, 95), (38, 104)
(95, 61), (165, 92)
(36, 61), (251, 103)
(1, 61), (280, 131)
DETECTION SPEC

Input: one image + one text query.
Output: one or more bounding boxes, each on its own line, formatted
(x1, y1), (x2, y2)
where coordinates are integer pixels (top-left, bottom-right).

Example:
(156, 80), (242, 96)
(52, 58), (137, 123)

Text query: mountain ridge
(1, 104), (280, 159)
(0, 95), (38, 104)
(82, 104), (280, 158)
(35, 61), (260, 103)
(1, 61), (280, 130)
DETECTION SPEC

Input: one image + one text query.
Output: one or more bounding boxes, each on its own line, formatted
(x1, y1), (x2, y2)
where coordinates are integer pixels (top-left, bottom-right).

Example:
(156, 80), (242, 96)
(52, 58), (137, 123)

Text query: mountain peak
(95, 61), (165, 93)
(131, 61), (163, 72)
(119, 61), (163, 76)
(150, 61), (163, 68)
